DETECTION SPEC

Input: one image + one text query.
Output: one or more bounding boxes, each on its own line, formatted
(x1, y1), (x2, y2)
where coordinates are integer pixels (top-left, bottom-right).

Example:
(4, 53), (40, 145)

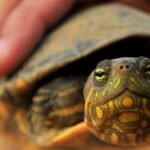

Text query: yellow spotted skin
(122, 97), (134, 108)
(84, 57), (150, 146)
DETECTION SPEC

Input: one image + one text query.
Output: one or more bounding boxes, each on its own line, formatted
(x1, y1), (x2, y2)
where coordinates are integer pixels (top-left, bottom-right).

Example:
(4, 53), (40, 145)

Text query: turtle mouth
(96, 88), (150, 106)
(94, 89), (150, 113)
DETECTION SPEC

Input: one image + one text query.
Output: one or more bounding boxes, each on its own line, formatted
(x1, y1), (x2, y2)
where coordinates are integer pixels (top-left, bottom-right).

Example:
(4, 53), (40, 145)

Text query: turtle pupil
(95, 72), (104, 77)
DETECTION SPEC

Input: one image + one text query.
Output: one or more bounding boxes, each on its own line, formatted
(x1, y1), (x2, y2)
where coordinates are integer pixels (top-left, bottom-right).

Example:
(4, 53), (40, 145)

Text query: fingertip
(0, 41), (17, 76)
(0, 39), (30, 76)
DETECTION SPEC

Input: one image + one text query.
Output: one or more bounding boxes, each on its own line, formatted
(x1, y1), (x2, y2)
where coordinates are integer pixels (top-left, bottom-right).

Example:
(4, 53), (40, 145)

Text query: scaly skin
(84, 57), (150, 146)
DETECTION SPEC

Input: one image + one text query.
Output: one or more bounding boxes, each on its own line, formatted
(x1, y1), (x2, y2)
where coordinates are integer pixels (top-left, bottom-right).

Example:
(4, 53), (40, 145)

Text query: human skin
(0, 0), (149, 76)
(0, 0), (76, 76)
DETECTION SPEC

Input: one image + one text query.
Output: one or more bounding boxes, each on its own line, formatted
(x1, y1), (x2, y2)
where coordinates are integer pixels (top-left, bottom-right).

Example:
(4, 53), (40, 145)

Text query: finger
(0, 0), (75, 76)
(0, 0), (21, 28)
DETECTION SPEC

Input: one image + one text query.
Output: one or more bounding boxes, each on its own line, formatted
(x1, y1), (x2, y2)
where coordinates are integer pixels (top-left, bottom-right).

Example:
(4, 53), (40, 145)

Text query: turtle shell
(1, 3), (150, 149)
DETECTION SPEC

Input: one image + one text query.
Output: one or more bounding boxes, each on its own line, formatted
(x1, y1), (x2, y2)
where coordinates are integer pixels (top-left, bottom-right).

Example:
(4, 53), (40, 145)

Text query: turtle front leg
(26, 76), (85, 145)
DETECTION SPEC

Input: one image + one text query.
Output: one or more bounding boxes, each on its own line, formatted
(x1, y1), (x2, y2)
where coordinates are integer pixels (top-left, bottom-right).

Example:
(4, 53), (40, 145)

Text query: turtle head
(84, 57), (150, 146)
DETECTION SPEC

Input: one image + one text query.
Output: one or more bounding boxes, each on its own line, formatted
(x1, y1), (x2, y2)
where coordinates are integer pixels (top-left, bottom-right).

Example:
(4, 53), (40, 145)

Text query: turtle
(0, 3), (150, 150)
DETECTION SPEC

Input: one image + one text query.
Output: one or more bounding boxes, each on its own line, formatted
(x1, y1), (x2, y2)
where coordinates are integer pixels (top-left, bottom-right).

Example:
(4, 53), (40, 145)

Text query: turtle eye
(94, 67), (107, 83)
(144, 64), (150, 76)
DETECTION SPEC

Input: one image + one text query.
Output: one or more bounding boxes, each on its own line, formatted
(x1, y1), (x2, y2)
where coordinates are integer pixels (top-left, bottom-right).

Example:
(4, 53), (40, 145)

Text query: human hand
(0, 0), (76, 76)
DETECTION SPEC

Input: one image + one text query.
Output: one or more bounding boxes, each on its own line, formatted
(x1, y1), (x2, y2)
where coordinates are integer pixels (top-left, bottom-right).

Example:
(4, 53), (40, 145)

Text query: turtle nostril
(119, 65), (130, 70)
(120, 66), (123, 70)
(126, 65), (130, 69)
